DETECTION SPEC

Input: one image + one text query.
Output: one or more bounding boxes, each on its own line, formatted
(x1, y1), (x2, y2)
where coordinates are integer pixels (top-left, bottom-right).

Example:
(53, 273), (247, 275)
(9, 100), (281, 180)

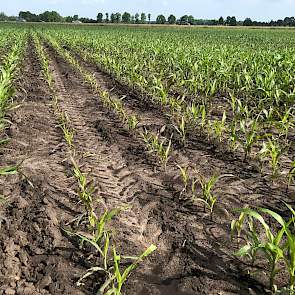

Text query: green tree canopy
(19, 11), (39, 22)
(226, 16), (237, 26)
(122, 12), (131, 23)
(65, 16), (73, 22)
(168, 14), (176, 24)
(110, 13), (115, 23)
(156, 15), (166, 24)
(188, 15), (194, 24)
(97, 12), (103, 23)
(180, 15), (189, 23)
(135, 13), (140, 23)
(0, 12), (7, 21)
(218, 16), (224, 25)
(140, 13), (146, 24)
(39, 11), (63, 22)
(243, 17), (253, 26)
(115, 12), (121, 23)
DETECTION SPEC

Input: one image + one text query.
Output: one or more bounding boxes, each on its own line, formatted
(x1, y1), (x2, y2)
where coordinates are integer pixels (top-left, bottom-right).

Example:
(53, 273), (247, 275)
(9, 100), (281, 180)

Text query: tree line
(0, 10), (295, 27)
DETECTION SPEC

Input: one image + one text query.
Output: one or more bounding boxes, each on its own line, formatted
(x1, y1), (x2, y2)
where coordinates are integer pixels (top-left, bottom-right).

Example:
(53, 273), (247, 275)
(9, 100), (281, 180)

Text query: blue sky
(1, 0), (294, 21)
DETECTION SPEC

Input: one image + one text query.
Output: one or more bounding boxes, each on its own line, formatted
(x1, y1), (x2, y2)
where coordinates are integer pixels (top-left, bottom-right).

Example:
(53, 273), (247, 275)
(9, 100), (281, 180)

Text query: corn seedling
(71, 157), (97, 226)
(99, 245), (157, 295)
(127, 115), (139, 131)
(59, 112), (75, 149)
(260, 139), (283, 178)
(177, 165), (190, 194)
(239, 118), (259, 161)
(230, 210), (246, 243)
(212, 111), (227, 142)
(173, 115), (187, 144)
(141, 130), (172, 169)
(195, 173), (220, 219)
(232, 205), (295, 292)
(0, 165), (18, 176)
(76, 207), (124, 269)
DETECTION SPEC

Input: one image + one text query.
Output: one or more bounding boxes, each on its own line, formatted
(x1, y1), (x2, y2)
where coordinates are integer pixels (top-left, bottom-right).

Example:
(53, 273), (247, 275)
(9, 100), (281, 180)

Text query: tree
(218, 16), (224, 25)
(0, 12), (7, 21)
(156, 14), (166, 24)
(19, 11), (39, 22)
(188, 15), (194, 24)
(135, 13), (140, 23)
(115, 12), (121, 23)
(122, 12), (131, 23)
(168, 14), (176, 24)
(97, 12), (103, 23)
(230, 16), (237, 26)
(180, 15), (189, 23)
(148, 13), (151, 24)
(225, 16), (231, 25)
(39, 11), (63, 22)
(243, 17), (253, 26)
(140, 13), (146, 24)
(73, 14), (79, 21)
(110, 13), (115, 23)
(131, 15), (135, 23)
(226, 16), (237, 26)
(284, 17), (295, 26)
(105, 13), (109, 23)
(65, 16), (73, 22)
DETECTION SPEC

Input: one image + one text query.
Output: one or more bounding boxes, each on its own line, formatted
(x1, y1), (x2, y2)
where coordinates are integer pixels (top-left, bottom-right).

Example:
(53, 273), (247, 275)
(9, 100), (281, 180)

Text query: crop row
(39, 27), (295, 293)
(33, 32), (156, 294)
(0, 30), (27, 177)
(43, 28), (294, 189)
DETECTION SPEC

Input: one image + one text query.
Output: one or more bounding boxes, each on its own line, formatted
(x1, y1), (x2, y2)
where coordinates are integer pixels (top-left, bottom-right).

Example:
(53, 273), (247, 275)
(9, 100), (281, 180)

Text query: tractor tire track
(45, 44), (265, 295)
(69, 47), (294, 220)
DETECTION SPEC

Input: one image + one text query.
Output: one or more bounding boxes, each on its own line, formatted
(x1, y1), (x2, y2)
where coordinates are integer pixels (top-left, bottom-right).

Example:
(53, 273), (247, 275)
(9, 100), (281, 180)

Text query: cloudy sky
(1, 0), (294, 21)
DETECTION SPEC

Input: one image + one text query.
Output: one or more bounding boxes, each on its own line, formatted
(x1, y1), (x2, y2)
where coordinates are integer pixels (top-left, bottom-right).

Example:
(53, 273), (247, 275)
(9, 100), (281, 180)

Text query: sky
(1, 0), (295, 21)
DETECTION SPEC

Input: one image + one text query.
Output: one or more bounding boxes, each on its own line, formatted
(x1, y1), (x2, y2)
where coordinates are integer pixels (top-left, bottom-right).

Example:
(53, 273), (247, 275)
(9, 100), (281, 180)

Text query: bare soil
(0, 39), (294, 295)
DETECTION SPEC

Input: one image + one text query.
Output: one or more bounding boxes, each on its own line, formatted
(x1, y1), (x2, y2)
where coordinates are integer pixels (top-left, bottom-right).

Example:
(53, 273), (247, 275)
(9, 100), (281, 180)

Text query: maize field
(0, 23), (294, 295)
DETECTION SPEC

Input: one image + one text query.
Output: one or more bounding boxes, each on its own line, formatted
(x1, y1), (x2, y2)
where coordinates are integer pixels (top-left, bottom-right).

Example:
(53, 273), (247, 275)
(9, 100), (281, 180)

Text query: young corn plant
(277, 108), (294, 143)
(239, 118), (259, 161)
(141, 130), (172, 169)
(212, 111), (227, 143)
(231, 205), (295, 292)
(186, 103), (201, 128)
(173, 115), (187, 145)
(71, 157), (97, 226)
(177, 165), (190, 195)
(126, 115), (139, 131)
(76, 207), (124, 271)
(200, 104), (207, 133)
(0, 165), (18, 176)
(59, 112), (75, 149)
(259, 139), (283, 178)
(158, 137), (172, 170)
(230, 210), (246, 243)
(195, 173), (220, 220)
(98, 245), (157, 295)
